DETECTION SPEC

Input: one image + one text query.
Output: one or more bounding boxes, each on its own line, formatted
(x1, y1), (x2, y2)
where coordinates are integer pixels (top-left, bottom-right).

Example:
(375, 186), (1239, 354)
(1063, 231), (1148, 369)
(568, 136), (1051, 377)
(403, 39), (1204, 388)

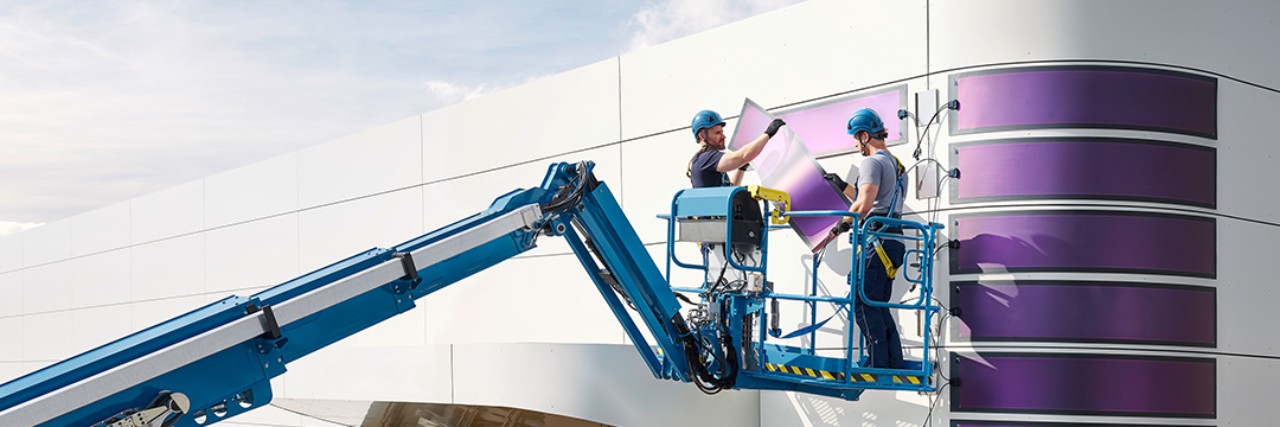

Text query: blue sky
(0, 0), (805, 234)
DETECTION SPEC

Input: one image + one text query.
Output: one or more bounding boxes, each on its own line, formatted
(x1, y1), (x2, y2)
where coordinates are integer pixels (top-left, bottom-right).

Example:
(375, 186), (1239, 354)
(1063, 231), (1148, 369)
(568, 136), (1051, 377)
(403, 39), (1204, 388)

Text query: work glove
(830, 220), (852, 236)
(823, 173), (849, 191)
(764, 118), (786, 137)
(738, 163), (750, 171)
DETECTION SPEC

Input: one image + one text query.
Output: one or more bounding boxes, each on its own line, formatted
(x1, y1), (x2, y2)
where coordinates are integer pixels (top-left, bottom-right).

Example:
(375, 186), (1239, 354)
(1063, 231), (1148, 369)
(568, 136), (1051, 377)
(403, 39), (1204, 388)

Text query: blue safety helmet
(691, 110), (726, 141)
(846, 108), (887, 137)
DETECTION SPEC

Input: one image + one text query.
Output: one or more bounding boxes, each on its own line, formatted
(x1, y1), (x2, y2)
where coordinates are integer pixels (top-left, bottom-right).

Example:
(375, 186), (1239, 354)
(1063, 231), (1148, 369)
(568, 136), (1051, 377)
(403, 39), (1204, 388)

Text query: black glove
(823, 173), (849, 191)
(764, 118), (786, 137)
(738, 163), (750, 171)
(831, 220), (852, 236)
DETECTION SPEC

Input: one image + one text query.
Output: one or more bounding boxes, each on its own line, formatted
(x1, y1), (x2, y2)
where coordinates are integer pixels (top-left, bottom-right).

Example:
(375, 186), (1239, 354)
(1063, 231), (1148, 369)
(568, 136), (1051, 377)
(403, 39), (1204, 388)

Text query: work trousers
(854, 238), (905, 369)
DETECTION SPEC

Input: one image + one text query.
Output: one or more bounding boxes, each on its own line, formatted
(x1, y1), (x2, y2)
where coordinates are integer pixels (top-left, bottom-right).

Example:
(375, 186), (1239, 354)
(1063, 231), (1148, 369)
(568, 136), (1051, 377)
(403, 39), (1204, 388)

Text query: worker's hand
(823, 173), (849, 191)
(830, 220), (852, 236)
(764, 119), (786, 138)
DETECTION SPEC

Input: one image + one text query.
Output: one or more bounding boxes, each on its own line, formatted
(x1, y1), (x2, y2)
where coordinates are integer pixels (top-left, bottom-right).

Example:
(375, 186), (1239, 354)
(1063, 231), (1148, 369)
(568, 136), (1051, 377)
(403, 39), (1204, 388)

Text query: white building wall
(2, 0), (1278, 426)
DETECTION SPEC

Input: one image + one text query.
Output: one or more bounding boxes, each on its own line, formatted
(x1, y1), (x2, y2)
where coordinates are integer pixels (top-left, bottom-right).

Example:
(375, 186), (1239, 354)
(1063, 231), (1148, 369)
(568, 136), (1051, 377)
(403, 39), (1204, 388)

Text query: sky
(0, 0), (806, 235)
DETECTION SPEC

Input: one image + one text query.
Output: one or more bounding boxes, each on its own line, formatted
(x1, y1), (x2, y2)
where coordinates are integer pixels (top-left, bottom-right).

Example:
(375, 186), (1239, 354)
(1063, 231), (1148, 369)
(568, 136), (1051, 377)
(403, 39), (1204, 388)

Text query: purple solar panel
(951, 211), (1216, 278)
(951, 353), (1216, 417)
(953, 281), (1216, 347)
(953, 138), (1216, 208)
(950, 66), (1217, 138)
(728, 87), (906, 156)
(731, 98), (850, 251)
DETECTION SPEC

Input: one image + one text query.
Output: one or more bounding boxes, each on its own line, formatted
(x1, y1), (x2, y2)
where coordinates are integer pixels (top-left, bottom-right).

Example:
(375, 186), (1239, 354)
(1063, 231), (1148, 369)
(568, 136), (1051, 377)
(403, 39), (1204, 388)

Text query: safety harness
(860, 150), (907, 279)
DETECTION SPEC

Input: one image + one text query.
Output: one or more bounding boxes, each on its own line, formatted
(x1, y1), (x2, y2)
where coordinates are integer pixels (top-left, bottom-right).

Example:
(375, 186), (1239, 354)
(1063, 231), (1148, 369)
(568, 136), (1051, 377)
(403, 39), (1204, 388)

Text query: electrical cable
(921, 381), (951, 427)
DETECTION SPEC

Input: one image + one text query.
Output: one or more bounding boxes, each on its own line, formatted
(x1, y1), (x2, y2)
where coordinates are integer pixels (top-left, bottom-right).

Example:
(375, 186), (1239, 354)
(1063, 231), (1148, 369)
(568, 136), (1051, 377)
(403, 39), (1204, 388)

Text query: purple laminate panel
(728, 87), (906, 156)
(951, 66), (1217, 138)
(731, 99), (850, 251)
(777, 87), (906, 155)
(951, 353), (1215, 417)
(951, 211), (1215, 278)
(953, 281), (1215, 347)
(953, 139), (1216, 208)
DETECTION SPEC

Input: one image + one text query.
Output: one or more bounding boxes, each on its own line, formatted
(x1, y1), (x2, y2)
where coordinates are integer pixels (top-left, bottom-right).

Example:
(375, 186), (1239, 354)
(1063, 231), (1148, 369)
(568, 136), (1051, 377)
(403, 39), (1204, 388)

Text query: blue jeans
(855, 239), (905, 369)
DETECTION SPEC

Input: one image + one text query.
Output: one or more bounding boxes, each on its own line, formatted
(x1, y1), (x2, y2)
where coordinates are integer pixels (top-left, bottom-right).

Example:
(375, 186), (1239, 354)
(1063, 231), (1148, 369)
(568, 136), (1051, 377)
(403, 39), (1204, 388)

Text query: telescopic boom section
(0, 161), (697, 427)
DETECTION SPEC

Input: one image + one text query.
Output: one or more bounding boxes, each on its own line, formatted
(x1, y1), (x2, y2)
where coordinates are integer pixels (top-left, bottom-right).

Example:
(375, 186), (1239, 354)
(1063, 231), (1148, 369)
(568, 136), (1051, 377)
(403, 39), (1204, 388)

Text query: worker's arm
(717, 119), (785, 172)
(843, 156), (882, 223)
(849, 182), (878, 217)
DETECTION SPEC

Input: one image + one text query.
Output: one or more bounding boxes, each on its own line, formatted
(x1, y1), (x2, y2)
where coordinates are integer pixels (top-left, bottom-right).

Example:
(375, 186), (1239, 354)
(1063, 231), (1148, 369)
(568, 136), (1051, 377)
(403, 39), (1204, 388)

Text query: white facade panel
(21, 264), (71, 315)
(130, 295), (206, 331)
(334, 303), (426, 349)
(69, 304), (133, 355)
(1217, 216), (1280, 356)
(419, 59), (621, 183)
(619, 131), (701, 244)
(205, 152), (300, 229)
(69, 201), (130, 258)
(618, 0), (926, 140)
(929, 0), (1280, 89)
(20, 220), (71, 268)
(21, 311), (72, 362)
(283, 345), (452, 404)
(217, 404), (344, 427)
(1220, 354), (1280, 426)
(298, 188), (423, 274)
(1216, 79), (1280, 223)
(453, 343), (759, 427)
(0, 317), (21, 361)
(130, 234), (203, 301)
(0, 234), (20, 273)
(0, 363), (49, 387)
(0, 272), (21, 317)
(420, 255), (625, 346)
(71, 250), (131, 309)
(298, 116), (421, 208)
(130, 179), (204, 244)
(205, 214), (299, 294)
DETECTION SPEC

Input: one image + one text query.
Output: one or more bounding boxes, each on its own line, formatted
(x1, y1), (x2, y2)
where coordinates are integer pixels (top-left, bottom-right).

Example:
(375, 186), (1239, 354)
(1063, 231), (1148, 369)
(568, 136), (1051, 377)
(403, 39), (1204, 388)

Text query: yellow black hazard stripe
(763, 363), (922, 385)
(764, 363), (845, 381)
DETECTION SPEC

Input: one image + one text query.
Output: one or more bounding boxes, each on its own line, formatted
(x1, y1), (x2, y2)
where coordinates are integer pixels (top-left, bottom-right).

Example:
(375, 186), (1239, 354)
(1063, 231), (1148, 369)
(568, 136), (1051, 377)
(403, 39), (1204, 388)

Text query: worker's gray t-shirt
(855, 151), (903, 217)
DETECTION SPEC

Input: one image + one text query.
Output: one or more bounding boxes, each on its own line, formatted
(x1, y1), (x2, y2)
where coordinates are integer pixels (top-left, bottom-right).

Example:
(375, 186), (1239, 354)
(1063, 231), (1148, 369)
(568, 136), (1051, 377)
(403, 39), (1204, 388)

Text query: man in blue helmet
(826, 107), (907, 369)
(687, 109), (785, 188)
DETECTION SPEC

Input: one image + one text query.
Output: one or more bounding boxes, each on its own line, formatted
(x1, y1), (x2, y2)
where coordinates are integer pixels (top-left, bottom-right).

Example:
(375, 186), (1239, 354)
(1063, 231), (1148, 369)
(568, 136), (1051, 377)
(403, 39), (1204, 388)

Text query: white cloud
(423, 80), (494, 104)
(0, 221), (42, 236)
(627, 0), (808, 50)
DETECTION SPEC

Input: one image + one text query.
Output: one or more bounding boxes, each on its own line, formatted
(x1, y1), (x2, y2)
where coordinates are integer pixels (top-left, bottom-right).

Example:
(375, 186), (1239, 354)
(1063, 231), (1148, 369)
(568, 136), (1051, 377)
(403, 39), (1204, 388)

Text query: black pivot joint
(393, 252), (420, 281)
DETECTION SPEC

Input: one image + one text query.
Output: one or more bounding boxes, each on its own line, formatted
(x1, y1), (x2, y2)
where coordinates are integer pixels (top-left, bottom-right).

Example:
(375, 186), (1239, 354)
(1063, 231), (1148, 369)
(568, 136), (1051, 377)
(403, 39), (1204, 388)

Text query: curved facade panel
(949, 66), (1218, 138)
(950, 353), (1216, 418)
(950, 211), (1216, 278)
(952, 138), (1216, 207)
(953, 281), (1216, 347)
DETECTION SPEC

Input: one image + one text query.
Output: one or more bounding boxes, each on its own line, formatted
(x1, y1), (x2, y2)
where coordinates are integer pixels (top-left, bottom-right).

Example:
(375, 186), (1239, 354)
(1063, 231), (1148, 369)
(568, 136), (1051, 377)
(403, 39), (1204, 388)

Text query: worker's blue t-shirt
(690, 149), (729, 188)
